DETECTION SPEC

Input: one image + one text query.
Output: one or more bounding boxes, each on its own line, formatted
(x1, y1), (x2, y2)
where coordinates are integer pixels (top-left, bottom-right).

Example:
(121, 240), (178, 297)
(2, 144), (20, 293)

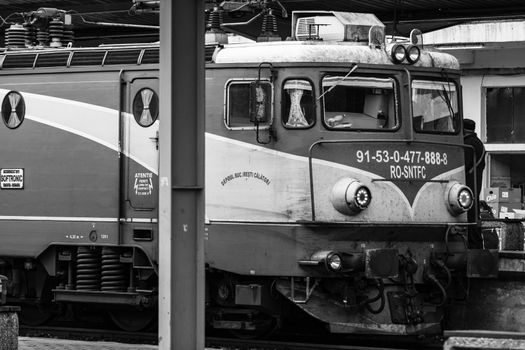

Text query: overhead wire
(67, 9), (159, 30)
(0, 12), (24, 27)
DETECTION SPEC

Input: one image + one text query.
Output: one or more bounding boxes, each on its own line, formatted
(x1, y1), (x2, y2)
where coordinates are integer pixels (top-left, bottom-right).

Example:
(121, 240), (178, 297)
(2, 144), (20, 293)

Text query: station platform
(19, 337), (158, 350)
(18, 337), (221, 350)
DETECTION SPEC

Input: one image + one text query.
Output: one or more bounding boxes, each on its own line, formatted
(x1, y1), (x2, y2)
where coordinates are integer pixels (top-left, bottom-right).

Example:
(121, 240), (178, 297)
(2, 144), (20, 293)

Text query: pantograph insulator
(36, 29), (49, 47)
(23, 23), (36, 47)
(62, 26), (74, 46)
(261, 10), (278, 35)
(48, 19), (64, 48)
(5, 24), (27, 49)
(207, 6), (224, 32)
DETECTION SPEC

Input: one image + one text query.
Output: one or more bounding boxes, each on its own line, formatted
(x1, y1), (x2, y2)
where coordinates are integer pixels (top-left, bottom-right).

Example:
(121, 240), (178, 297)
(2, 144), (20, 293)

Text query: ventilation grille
(141, 48), (159, 64)
(35, 52), (70, 67)
(205, 45), (216, 62)
(295, 17), (316, 40)
(0, 46), (161, 69)
(105, 49), (141, 65)
(70, 51), (106, 66)
(2, 54), (36, 68)
(133, 228), (153, 241)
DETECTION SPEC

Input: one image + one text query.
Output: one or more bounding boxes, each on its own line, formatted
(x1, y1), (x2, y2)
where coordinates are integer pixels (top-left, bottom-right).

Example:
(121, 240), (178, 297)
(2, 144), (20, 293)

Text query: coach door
(121, 73), (159, 212)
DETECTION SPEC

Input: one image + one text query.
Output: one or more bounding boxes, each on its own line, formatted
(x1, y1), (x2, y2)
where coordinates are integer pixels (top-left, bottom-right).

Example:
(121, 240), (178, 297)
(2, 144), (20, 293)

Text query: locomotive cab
(204, 11), (497, 336)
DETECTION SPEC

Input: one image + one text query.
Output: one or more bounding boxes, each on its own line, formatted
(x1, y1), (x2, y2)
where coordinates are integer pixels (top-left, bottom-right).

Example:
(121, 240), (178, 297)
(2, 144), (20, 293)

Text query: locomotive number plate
(0, 168), (24, 189)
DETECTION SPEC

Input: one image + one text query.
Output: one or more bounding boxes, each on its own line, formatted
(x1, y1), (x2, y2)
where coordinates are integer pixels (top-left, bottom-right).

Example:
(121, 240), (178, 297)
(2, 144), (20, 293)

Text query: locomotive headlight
(445, 181), (474, 215)
(391, 44), (407, 63)
(327, 252), (342, 272)
(406, 45), (421, 64)
(354, 186), (372, 208)
(307, 250), (345, 273)
(458, 188), (473, 209)
(331, 178), (372, 215)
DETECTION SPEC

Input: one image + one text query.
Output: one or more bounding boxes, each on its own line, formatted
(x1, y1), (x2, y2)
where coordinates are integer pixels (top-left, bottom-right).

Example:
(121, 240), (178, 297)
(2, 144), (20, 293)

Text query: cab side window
(412, 79), (459, 133)
(226, 80), (272, 129)
(282, 79), (315, 128)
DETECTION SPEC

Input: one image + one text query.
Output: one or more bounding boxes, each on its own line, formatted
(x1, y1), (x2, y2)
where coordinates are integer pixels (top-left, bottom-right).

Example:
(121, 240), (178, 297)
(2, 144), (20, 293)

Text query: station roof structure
(1, 0), (525, 45)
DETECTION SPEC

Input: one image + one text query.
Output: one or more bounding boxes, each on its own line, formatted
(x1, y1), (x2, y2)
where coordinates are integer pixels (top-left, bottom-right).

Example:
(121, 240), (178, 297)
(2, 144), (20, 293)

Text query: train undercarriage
(0, 219), (522, 337)
(0, 245), (158, 331)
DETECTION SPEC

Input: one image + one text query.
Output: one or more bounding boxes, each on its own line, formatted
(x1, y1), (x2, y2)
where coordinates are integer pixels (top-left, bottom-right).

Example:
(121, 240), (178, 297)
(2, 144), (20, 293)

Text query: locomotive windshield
(412, 79), (459, 133)
(322, 76), (397, 130)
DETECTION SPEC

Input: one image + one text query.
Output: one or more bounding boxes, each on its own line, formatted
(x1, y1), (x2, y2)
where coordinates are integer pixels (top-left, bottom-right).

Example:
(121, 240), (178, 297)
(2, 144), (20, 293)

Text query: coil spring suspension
(5, 24), (27, 49)
(76, 246), (101, 291)
(101, 247), (127, 292)
(48, 19), (64, 48)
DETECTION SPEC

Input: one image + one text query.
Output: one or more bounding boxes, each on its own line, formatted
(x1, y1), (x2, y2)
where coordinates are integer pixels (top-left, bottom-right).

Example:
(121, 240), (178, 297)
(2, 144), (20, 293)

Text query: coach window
(226, 80), (272, 129)
(412, 80), (459, 133)
(282, 79), (315, 128)
(1, 91), (25, 129)
(322, 76), (397, 130)
(133, 88), (159, 127)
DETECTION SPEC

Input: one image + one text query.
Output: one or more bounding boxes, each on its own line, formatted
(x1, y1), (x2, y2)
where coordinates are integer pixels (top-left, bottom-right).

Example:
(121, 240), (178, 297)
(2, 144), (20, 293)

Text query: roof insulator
(5, 24), (27, 49)
(257, 9), (280, 42)
(49, 19), (64, 48)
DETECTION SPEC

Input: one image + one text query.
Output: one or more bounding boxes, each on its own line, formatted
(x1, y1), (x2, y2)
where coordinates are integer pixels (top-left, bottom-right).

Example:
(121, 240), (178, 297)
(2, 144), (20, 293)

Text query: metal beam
(159, 0), (205, 349)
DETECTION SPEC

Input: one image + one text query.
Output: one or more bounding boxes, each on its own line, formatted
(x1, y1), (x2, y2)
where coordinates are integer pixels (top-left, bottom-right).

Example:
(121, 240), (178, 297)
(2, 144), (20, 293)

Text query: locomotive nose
(330, 178), (372, 215)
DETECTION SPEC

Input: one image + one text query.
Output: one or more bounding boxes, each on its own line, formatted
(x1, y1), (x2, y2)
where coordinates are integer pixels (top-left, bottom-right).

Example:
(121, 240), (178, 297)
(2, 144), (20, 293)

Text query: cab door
(121, 72), (159, 213)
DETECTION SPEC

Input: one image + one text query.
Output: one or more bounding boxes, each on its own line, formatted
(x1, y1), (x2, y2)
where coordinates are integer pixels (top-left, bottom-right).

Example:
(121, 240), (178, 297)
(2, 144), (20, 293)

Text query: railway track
(20, 325), (443, 350)
(206, 336), (437, 350)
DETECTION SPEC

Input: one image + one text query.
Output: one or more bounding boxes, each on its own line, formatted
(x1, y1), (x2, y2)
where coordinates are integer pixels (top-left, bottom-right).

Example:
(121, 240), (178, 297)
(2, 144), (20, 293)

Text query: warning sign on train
(1, 168), (24, 189)
(134, 172), (153, 196)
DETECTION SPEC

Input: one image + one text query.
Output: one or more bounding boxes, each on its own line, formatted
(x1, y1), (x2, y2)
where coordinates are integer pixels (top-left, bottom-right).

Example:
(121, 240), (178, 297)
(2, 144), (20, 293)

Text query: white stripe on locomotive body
(0, 215), (118, 222)
(0, 89), (463, 224)
(0, 88), (158, 174)
(0, 216), (158, 223)
(122, 112), (159, 174)
(206, 133), (465, 223)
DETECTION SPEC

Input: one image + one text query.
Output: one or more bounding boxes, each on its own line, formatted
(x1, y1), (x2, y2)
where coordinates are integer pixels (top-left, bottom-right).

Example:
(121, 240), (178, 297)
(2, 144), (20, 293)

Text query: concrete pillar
(158, 0), (205, 349)
(0, 307), (19, 350)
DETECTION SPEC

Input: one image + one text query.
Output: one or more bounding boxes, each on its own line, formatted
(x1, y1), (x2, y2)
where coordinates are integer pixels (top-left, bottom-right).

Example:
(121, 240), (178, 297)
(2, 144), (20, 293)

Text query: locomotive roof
(212, 41), (460, 70)
(0, 40), (459, 71)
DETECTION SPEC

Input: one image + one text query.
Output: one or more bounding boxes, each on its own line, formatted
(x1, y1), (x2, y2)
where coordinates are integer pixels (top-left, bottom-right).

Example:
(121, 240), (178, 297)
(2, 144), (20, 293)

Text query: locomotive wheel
(108, 306), (156, 332)
(19, 274), (56, 326)
(19, 302), (55, 326)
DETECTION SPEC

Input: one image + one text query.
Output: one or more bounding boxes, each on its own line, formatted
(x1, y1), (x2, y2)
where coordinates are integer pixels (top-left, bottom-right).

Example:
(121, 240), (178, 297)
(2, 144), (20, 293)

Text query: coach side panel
(0, 70), (121, 257)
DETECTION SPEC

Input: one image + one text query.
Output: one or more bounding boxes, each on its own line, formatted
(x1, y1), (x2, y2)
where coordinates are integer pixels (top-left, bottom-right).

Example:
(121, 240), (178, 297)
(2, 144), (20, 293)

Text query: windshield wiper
(317, 64), (358, 101)
(441, 86), (454, 117)
(439, 69), (455, 117)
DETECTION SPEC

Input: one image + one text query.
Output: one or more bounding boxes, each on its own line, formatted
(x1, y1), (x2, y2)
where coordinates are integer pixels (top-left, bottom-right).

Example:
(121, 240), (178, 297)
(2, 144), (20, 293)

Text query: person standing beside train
(463, 118), (486, 248)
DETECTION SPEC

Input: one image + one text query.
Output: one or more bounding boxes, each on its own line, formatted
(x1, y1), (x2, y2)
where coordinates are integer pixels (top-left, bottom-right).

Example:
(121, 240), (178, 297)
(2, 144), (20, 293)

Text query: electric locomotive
(0, 9), (497, 335)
